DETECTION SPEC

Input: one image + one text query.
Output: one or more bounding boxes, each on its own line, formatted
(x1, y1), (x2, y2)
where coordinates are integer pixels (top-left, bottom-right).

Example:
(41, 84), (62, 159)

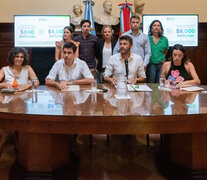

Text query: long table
(0, 84), (207, 179)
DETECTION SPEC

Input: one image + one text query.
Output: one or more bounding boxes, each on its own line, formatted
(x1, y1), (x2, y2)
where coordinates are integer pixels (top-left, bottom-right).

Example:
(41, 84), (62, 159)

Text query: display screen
(142, 14), (198, 47)
(14, 15), (70, 47)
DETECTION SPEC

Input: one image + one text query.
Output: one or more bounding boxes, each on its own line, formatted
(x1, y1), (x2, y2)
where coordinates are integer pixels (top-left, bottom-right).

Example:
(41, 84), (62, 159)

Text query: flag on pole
(119, 2), (133, 36)
(83, 0), (96, 36)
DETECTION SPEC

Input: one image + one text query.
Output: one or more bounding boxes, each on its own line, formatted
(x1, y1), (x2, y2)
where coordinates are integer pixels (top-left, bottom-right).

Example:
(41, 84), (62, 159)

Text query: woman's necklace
(152, 35), (159, 45)
(10, 66), (22, 77)
(104, 41), (111, 48)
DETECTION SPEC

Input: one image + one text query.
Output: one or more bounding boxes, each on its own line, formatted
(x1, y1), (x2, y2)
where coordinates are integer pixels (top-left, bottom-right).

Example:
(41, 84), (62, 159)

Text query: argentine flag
(119, 3), (133, 36)
(83, 0), (96, 36)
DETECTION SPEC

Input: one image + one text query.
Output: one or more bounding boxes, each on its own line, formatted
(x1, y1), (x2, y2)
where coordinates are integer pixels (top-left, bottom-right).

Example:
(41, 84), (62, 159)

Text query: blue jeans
(97, 71), (104, 84)
(97, 69), (105, 84)
(146, 62), (163, 83)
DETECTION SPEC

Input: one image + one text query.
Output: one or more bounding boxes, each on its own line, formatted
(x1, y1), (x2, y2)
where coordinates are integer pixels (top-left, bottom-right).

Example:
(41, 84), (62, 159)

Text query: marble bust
(94, 0), (119, 26)
(134, 0), (145, 22)
(71, 4), (83, 31)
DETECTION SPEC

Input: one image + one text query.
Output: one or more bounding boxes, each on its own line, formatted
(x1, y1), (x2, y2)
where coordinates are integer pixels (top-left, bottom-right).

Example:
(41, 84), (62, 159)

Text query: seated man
(46, 42), (93, 90)
(104, 35), (146, 85)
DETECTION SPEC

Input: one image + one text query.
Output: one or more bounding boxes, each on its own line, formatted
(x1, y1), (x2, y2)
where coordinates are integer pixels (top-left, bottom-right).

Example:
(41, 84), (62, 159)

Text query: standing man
(73, 19), (98, 77)
(104, 35), (146, 85)
(45, 42), (93, 90)
(113, 15), (151, 69)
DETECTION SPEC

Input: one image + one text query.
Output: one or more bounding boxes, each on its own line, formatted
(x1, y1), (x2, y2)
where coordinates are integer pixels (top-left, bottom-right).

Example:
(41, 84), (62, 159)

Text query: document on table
(127, 84), (153, 92)
(158, 86), (172, 92)
(62, 85), (80, 91)
(180, 86), (204, 91)
(25, 90), (44, 93)
(85, 89), (104, 93)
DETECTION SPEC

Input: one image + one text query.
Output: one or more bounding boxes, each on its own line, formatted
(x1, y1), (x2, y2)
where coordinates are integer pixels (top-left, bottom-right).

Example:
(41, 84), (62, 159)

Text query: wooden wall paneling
(187, 47), (207, 85)
(186, 23), (207, 85)
(0, 23), (14, 68)
(197, 23), (207, 84)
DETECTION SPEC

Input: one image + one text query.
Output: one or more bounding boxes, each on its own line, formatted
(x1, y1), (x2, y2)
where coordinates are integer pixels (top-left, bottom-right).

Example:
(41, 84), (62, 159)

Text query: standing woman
(55, 26), (79, 61)
(147, 20), (169, 83)
(97, 25), (116, 82)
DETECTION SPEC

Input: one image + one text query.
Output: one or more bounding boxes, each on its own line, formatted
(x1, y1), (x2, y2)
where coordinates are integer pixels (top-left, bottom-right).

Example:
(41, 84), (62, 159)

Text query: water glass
(159, 75), (166, 89)
(32, 78), (38, 92)
(91, 92), (97, 105)
(91, 79), (97, 92)
(32, 91), (38, 103)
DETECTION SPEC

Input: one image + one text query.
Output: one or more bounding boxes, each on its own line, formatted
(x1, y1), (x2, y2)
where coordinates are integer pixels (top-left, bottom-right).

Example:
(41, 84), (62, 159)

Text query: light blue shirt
(113, 30), (151, 67)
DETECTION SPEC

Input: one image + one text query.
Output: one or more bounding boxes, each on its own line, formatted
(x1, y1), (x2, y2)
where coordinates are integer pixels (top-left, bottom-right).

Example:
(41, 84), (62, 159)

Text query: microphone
(125, 59), (128, 79)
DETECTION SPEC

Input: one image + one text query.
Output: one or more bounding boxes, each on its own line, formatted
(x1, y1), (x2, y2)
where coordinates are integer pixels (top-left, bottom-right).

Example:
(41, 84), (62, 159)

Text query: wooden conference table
(0, 84), (207, 179)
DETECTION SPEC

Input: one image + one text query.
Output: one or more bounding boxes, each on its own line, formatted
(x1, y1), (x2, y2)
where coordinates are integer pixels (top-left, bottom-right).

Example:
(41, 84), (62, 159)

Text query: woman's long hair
(170, 44), (190, 63)
(63, 26), (74, 42)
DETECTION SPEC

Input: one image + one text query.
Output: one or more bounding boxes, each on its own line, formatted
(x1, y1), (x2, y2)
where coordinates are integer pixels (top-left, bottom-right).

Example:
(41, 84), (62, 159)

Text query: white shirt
(46, 58), (93, 81)
(113, 30), (151, 67)
(102, 45), (112, 68)
(104, 53), (146, 79)
(3, 66), (30, 85)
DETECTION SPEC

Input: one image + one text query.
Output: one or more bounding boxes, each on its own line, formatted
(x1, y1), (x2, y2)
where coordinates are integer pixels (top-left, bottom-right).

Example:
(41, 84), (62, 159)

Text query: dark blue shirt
(73, 34), (98, 69)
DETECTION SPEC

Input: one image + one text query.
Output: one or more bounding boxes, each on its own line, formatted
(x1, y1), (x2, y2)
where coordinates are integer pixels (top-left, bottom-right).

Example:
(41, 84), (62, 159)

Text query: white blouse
(102, 45), (112, 68)
(3, 66), (30, 85)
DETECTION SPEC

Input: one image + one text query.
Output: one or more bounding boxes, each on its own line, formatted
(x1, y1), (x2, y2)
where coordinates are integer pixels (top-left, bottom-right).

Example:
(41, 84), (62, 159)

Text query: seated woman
(55, 26), (79, 61)
(0, 47), (39, 90)
(161, 44), (200, 88)
(0, 47), (39, 158)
